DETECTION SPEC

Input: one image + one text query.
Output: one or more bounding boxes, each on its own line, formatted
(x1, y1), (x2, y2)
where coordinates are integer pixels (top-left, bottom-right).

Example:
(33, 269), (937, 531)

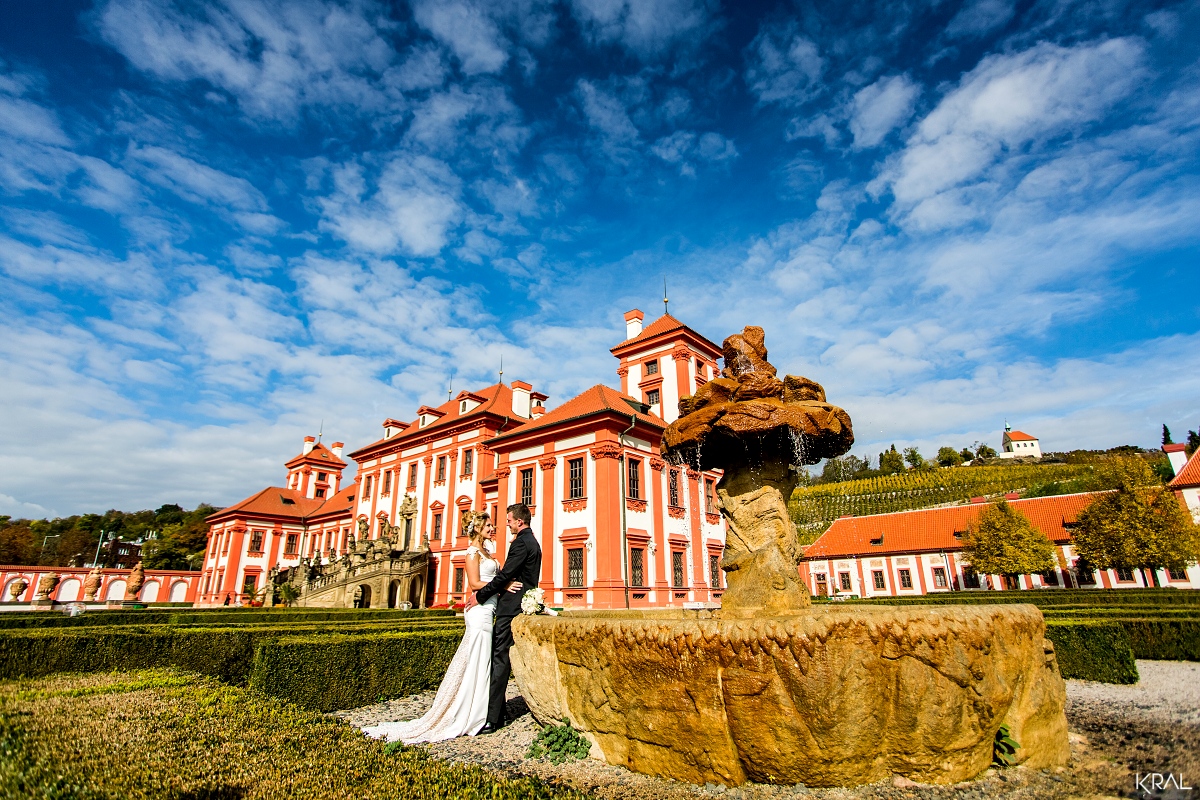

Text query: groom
(475, 502), (541, 733)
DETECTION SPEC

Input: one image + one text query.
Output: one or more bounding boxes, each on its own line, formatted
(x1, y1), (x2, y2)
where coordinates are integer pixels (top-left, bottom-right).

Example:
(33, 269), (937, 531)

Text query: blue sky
(1, 0), (1198, 517)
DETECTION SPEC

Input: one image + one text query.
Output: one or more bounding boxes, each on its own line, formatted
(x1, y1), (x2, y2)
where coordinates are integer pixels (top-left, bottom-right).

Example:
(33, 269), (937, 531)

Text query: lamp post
(91, 531), (113, 569)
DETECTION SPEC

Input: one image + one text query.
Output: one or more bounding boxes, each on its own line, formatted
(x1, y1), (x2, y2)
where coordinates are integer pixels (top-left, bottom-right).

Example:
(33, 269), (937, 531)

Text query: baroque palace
(198, 310), (729, 609)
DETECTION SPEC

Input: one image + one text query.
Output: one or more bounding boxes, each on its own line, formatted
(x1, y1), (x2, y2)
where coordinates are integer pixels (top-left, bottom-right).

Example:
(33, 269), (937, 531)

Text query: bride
(363, 512), (511, 743)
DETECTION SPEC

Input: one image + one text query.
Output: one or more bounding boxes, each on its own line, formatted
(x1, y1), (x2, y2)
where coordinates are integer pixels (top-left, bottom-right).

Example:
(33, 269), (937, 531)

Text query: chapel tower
(284, 436), (347, 500)
(610, 309), (723, 423)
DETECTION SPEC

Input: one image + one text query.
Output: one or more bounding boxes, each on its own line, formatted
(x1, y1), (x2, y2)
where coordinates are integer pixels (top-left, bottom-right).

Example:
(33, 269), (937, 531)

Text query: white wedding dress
(363, 545), (497, 743)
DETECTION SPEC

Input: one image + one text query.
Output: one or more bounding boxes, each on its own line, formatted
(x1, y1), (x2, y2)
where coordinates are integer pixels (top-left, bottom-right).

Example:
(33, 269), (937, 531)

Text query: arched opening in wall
(409, 576), (424, 608)
(57, 578), (81, 602)
(139, 581), (160, 602)
(356, 584), (372, 608)
(169, 581), (188, 603)
(105, 580), (126, 601)
(387, 580), (400, 608)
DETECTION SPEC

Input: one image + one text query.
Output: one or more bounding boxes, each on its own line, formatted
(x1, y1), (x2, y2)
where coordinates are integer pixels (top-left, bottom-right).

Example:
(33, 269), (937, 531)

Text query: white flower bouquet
(520, 587), (559, 616)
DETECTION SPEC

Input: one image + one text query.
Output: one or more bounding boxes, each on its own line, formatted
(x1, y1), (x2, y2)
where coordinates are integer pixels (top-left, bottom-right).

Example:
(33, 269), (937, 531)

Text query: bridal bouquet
(520, 587), (559, 616)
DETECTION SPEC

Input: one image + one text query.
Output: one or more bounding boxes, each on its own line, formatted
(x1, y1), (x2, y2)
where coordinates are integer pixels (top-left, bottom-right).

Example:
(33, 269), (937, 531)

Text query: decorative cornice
(616, 366), (629, 377)
(433, 479), (446, 488)
(562, 498), (587, 512)
(539, 456), (558, 470)
(626, 498), (648, 513)
(668, 506), (686, 519)
(590, 442), (622, 460)
(671, 345), (692, 362)
(495, 467), (511, 479)
(422, 455), (433, 466)
(649, 456), (666, 472)
(477, 443), (494, 455)
(705, 512), (721, 525)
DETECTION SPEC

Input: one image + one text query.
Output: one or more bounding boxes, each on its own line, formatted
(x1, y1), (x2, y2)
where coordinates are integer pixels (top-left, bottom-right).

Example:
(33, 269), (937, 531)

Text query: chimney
(303, 435), (316, 455)
(331, 442), (344, 458)
(624, 309), (644, 340)
(512, 380), (532, 418)
(531, 406), (545, 418)
(1164, 443), (1189, 476)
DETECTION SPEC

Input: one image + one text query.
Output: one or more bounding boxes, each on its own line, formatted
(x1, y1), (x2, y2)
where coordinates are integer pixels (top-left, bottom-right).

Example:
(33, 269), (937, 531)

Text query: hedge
(823, 589), (1200, 607)
(1045, 621), (1139, 684)
(251, 630), (462, 711)
(0, 621), (463, 686)
(0, 607), (455, 630)
(0, 669), (586, 800)
(1115, 618), (1200, 661)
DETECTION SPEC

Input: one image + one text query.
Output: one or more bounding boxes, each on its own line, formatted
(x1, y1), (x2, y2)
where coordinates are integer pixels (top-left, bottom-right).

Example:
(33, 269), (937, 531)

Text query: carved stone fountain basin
(511, 604), (1069, 788)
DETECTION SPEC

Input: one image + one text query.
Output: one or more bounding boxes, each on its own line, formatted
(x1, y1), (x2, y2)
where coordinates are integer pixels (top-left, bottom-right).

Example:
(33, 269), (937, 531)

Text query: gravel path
(336, 660), (1200, 800)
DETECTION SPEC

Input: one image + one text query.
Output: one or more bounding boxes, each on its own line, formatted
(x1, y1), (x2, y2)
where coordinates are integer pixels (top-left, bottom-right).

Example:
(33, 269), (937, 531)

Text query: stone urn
(83, 567), (104, 602)
(510, 326), (1070, 788)
(124, 562), (146, 601)
(34, 573), (60, 601)
(8, 578), (28, 602)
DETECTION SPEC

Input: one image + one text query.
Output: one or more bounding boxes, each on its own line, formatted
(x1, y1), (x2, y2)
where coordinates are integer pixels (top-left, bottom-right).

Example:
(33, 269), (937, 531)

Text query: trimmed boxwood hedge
(1115, 618), (1200, 661)
(0, 607), (455, 629)
(0, 669), (586, 800)
(0, 620), (463, 685)
(251, 630), (463, 711)
(1045, 621), (1139, 684)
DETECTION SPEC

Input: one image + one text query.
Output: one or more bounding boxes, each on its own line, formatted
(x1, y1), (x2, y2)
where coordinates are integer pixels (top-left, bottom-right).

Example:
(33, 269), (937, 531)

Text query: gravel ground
(335, 660), (1200, 800)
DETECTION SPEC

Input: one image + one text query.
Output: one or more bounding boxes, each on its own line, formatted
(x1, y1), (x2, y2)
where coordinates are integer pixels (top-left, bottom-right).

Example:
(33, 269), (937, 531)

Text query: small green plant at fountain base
(993, 724), (1020, 767)
(527, 722), (591, 764)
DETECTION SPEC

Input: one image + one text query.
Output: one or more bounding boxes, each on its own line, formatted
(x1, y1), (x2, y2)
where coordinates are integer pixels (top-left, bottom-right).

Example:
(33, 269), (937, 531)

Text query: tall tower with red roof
(610, 309), (723, 423)
(284, 436), (347, 500)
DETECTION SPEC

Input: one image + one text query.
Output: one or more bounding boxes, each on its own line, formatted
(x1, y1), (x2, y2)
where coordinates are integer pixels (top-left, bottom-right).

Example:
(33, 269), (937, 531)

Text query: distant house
(1165, 444), (1200, 524)
(999, 423), (1041, 459)
(800, 492), (1198, 596)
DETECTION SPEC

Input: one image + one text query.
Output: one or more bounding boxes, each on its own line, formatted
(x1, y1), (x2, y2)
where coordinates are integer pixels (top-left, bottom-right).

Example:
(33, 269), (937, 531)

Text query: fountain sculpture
(511, 327), (1069, 788)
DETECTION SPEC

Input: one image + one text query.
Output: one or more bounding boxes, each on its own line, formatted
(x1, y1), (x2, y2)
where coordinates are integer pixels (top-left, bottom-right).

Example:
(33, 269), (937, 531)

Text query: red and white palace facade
(198, 311), (729, 609)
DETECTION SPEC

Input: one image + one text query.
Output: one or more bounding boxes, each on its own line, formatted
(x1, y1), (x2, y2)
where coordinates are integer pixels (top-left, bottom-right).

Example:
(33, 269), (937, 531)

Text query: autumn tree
(1073, 458), (1200, 576)
(962, 501), (1057, 581)
(0, 517), (35, 565)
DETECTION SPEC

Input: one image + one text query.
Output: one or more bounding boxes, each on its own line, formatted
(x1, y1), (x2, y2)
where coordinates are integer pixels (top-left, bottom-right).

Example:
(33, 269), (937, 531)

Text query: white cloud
(318, 153), (463, 256)
(945, 0), (1015, 39)
(568, 0), (712, 58)
(94, 0), (404, 124)
(880, 38), (1148, 213)
(411, 0), (508, 75)
(651, 130), (737, 174)
(848, 74), (920, 149)
(744, 23), (824, 107)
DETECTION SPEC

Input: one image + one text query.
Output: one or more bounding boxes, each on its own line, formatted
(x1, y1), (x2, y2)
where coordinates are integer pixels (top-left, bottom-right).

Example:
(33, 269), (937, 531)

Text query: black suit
(476, 527), (541, 727)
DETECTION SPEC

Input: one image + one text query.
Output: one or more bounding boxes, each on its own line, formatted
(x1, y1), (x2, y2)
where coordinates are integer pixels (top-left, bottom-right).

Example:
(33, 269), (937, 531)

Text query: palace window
(203, 573), (211, 593)
(1115, 566), (1135, 582)
(704, 479), (716, 514)
(627, 459), (641, 500)
(932, 567), (948, 588)
(872, 570), (886, 590)
(1076, 564), (1096, 584)
(1041, 569), (1059, 586)
(248, 530), (265, 553)
(407, 463), (417, 489)
(710, 555), (721, 588)
(520, 468), (534, 507)
(962, 568), (980, 589)
(460, 509), (471, 537)
(668, 469), (680, 507)
(461, 449), (473, 477)
(898, 569), (913, 589)
(403, 517), (413, 549)
(381, 470), (392, 496)
(631, 548), (645, 587)
(432, 513), (443, 541)
(241, 574), (257, 596)
(436, 456), (447, 482)
(284, 534), (298, 556)
(645, 360), (658, 375)
(1168, 567), (1188, 580)
(646, 388), (660, 407)
(362, 475), (373, 500)
(454, 567), (465, 594)
(567, 548), (584, 588)
(672, 551), (685, 588)
(568, 458), (584, 499)
(839, 572), (852, 592)
(315, 488), (325, 498)
(317, 471), (327, 482)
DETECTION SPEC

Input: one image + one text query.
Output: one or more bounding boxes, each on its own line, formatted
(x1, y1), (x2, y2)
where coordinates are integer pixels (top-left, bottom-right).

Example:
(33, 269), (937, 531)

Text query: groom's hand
(506, 581), (523, 594)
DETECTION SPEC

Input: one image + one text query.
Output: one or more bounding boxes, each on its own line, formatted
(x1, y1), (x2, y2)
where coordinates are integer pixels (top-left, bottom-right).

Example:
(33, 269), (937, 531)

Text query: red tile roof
(1004, 430), (1038, 442)
(1169, 448), (1200, 490)
(1163, 443), (1188, 454)
(491, 384), (664, 444)
(350, 382), (515, 457)
(209, 482), (358, 524)
(803, 492), (1104, 559)
(284, 442), (347, 469)
(610, 313), (721, 356)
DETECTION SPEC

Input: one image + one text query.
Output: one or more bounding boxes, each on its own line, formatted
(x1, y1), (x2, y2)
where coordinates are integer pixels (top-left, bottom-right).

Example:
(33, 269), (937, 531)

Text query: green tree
(879, 445), (904, 475)
(937, 446), (964, 467)
(1188, 429), (1200, 457)
(974, 442), (998, 460)
(962, 501), (1056, 580)
(959, 447), (975, 463)
(1162, 424), (1174, 446)
(1073, 458), (1200, 575)
(903, 447), (926, 469)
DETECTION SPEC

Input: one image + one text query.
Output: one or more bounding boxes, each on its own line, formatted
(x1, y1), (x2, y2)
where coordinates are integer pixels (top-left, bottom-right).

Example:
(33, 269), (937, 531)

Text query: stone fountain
(511, 327), (1069, 788)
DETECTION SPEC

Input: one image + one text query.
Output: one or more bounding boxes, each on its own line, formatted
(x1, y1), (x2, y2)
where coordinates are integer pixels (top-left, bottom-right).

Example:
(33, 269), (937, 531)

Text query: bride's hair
(466, 512), (493, 557)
